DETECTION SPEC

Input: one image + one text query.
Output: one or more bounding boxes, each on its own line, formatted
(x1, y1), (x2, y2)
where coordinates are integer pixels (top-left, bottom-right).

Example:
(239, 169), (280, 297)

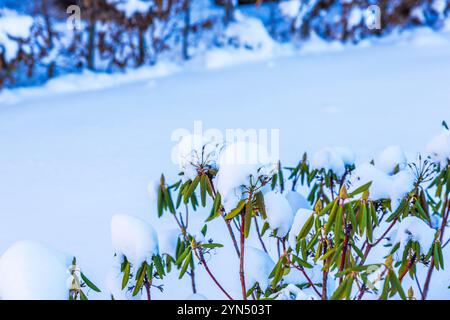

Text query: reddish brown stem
(239, 212), (247, 300)
(422, 198), (449, 300)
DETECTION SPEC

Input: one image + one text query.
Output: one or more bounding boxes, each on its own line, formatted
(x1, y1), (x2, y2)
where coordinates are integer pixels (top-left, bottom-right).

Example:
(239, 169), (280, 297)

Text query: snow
(173, 133), (221, 181)
(111, 214), (159, 267)
(186, 293), (208, 300)
(279, 0), (301, 19)
(264, 191), (294, 238)
(157, 229), (180, 258)
(374, 145), (407, 175)
(0, 241), (71, 300)
(0, 62), (180, 105)
(432, 0), (448, 15)
(216, 141), (276, 212)
(106, 0), (152, 18)
(205, 14), (278, 69)
(394, 216), (436, 253)
(0, 9), (33, 62)
(350, 164), (414, 209)
(348, 7), (363, 29)
(427, 129), (450, 164)
(106, 258), (141, 300)
(288, 209), (314, 249)
(270, 283), (317, 300)
(147, 179), (160, 202)
(285, 190), (311, 214)
(244, 246), (275, 290)
(0, 27), (450, 299)
(311, 147), (347, 176)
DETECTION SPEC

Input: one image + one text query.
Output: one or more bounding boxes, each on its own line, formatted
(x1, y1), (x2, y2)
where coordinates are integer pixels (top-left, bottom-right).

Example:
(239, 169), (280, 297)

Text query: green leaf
(132, 262), (147, 296)
(80, 290), (88, 301)
(184, 176), (200, 203)
(179, 251), (192, 279)
(244, 200), (253, 238)
(334, 206), (343, 243)
(255, 192), (267, 219)
(224, 200), (246, 220)
(348, 182), (372, 198)
(389, 270), (406, 300)
(176, 246), (191, 265)
(157, 188), (163, 217)
(331, 278), (349, 300)
(121, 260), (130, 290)
(201, 243), (224, 249)
(163, 188), (176, 214)
(80, 272), (101, 293)
(297, 213), (315, 240)
(325, 200), (339, 234)
(152, 255), (165, 278)
(200, 175), (207, 207)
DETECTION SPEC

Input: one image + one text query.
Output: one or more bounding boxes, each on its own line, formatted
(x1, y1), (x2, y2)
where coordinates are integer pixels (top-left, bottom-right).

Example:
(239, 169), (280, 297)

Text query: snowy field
(0, 28), (450, 299)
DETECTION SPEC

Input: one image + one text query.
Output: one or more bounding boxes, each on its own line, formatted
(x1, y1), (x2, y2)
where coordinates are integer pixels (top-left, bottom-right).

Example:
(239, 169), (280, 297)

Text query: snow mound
(285, 190), (311, 213)
(394, 216), (435, 253)
(244, 246), (275, 290)
(216, 141), (276, 212)
(350, 164), (414, 210)
(427, 130), (450, 164)
(205, 14), (277, 69)
(0, 9), (33, 62)
(111, 214), (159, 266)
(311, 147), (355, 176)
(288, 209), (314, 248)
(264, 191), (294, 238)
(0, 241), (71, 300)
(224, 13), (275, 52)
(375, 146), (407, 175)
(106, 0), (151, 18)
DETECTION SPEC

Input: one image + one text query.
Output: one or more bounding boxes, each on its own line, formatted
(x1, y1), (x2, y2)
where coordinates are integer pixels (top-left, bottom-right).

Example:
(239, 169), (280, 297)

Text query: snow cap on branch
(264, 191), (295, 238)
(111, 214), (159, 266)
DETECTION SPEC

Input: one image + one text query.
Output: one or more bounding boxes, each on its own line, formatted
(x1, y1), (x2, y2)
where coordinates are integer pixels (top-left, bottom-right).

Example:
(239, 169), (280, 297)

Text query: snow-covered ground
(0, 28), (450, 299)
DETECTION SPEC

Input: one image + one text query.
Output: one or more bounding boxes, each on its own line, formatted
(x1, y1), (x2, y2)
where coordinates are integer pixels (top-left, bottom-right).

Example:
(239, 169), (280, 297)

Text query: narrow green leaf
(80, 272), (101, 293)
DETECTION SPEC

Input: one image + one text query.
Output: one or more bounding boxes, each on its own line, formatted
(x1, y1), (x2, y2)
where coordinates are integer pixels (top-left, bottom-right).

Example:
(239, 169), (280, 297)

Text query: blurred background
(0, 0), (449, 89)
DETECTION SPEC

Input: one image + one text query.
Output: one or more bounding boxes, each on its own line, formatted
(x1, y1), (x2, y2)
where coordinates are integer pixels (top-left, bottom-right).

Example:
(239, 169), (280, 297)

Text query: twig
(239, 211), (247, 300)
(254, 218), (268, 253)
